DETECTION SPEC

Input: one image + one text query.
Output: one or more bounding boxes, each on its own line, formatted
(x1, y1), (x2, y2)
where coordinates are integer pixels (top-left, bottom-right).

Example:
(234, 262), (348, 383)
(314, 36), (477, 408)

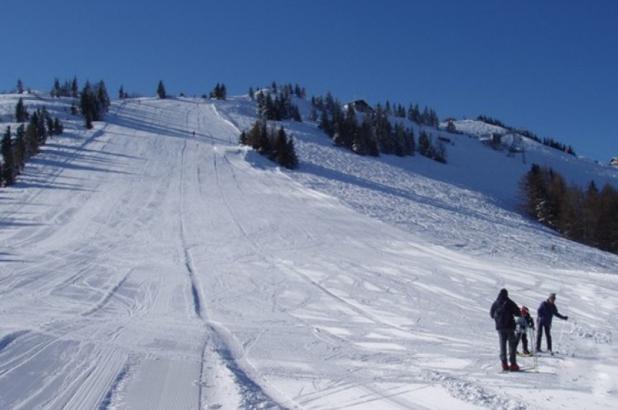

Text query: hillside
(0, 93), (617, 409)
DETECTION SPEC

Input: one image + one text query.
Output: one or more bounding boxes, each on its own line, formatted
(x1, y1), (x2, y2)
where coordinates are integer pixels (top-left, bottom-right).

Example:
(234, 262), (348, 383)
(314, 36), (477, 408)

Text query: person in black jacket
(536, 293), (568, 353)
(490, 288), (522, 371)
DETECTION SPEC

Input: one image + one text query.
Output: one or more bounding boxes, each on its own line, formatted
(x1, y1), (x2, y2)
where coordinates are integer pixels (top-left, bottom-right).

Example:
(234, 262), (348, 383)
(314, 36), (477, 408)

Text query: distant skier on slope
(515, 306), (534, 355)
(536, 293), (568, 354)
(490, 288), (522, 371)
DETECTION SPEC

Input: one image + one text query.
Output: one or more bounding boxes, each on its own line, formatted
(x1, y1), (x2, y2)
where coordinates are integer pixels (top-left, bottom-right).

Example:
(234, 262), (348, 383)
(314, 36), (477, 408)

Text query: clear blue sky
(1, 0), (617, 161)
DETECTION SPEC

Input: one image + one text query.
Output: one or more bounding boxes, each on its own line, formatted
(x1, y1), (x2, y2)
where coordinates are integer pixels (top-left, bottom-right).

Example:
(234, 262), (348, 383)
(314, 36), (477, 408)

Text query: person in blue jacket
(490, 288), (522, 371)
(536, 293), (568, 353)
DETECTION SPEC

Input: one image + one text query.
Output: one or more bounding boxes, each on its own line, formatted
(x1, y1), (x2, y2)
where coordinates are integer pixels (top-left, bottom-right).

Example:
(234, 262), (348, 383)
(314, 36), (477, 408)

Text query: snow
(0, 93), (617, 409)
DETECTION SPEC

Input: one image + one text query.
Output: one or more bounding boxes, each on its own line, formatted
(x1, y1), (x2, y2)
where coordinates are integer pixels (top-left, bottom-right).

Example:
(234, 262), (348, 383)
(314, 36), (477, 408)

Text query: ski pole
(531, 327), (537, 370)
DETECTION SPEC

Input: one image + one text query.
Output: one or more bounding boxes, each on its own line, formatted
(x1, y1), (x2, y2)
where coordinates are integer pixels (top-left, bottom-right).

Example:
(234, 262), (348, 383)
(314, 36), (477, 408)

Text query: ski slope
(1, 94), (617, 409)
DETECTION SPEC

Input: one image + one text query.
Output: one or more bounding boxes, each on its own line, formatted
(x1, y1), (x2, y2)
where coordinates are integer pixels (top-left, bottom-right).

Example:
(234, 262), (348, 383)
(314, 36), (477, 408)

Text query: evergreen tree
(239, 131), (248, 145)
(71, 77), (79, 98)
(418, 131), (432, 157)
(210, 83), (227, 100)
(582, 181), (599, 244)
(433, 140), (447, 163)
(16, 79), (24, 94)
(46, 115), (54, 136)
(521, 164), (548, 223)
(309, 107), (318, 122)
(52, 78), (61, 97)
(53, 118), (63, 135)
(248, 86), (254, 100)
(15, 98), (28, 122)
(282, 135), (299, 169)
(80, 81), (106, 126)
(85, 111), (93, 129)
(119, 85), (125, 99)
(1, 127), (15, 185)
(14, 125), (26, 170)
(96, 81), (111, 115)
(36, 109), (49, 145)
(157, 80), (167, 99)
(273, 127), (288, 162)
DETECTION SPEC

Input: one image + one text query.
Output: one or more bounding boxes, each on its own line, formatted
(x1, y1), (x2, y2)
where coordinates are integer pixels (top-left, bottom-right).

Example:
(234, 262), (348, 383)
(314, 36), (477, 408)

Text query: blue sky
(1, 0), (616, 161)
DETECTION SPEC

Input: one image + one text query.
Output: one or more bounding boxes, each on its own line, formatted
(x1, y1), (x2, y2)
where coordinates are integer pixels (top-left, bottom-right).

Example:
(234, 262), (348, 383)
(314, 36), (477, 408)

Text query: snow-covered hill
(0, 93), (617, 409)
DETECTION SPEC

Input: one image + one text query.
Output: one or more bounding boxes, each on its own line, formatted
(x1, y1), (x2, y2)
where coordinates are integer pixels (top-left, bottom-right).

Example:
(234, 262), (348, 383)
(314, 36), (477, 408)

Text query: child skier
(515, 306), (535, 355)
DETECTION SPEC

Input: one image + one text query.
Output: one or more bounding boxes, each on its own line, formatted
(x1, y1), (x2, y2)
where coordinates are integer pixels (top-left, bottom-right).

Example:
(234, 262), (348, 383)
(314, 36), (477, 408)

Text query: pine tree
(418, 131), (431, 157)
(46, 115), (54, 136)
(273, 127), (288, 162)
(319, 110), (333, 137)
(53, 118), (63, 135)
(210, 83), (227, 100)
(239, 131), (248, 145)
(248, 86), (254, 100)
(14, 125), (25, 169)
(52, 78), (61, 97)
(157, 81), (167, 99)
(25, 116), (39, 158)
(71, 77), (79, 98)
(582, 181), (599, 244)
(96, 81), (110, 116)
(80, 82), (104, 127)
(283, 136), (299, 169)
(36, 109), (49, 145)
(16, 79), (24, 94)
(119, 85), (125, 99)
(85, 111), (93, 129)
(15, 98), (28, 122)
(1, 127), (15, 185)
(521, 164), (547, 222)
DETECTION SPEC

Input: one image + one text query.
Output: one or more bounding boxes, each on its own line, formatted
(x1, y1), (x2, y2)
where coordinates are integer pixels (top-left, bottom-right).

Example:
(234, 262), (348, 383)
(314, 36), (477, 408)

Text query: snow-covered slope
(0, 94), (617, 409)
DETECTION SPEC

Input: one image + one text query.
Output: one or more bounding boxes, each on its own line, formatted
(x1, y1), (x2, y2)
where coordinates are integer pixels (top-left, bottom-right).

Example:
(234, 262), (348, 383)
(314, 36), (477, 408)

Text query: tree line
(1, 104), (64, 187)
(80, 81), (111, 129)
(50, 77), (79, 98)
(239, 120), (298, 169)
(477, 115), (576, 156)
(155, 80), (228, 101)
(521, 164), (618, 254)
(251, 82), (302, 122)
(311, 92), (446, 162)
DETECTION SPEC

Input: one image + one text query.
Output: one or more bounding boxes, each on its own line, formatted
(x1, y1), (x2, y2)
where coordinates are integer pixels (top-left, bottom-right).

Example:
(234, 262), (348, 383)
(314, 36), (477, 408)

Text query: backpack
(492, 299), (515, 330)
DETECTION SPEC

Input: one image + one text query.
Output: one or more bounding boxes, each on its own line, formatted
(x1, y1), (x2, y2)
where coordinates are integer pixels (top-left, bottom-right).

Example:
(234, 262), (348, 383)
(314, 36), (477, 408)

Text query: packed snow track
(1, 96), (617, 409)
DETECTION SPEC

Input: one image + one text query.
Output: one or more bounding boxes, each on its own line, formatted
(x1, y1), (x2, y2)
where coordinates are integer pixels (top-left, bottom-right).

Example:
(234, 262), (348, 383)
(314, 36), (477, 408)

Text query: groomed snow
(0, 94), (617, 409)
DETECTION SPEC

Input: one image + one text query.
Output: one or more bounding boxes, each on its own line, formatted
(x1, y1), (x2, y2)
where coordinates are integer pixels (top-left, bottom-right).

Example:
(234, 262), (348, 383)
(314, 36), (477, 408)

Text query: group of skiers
(490, 288), (568, 371)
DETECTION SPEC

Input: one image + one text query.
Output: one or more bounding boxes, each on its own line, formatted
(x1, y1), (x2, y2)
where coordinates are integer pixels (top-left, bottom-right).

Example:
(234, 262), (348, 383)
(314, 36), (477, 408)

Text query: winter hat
(549, 293), (556, 301)
(498, 288), (508, 299)
(521, 306), (529, 315)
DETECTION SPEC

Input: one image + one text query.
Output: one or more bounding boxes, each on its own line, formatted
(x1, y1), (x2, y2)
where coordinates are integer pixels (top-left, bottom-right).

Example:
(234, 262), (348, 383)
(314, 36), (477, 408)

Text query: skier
(536, 293), (568, 354)
(490, 288), (522, 371)
(515, 306), (534, 355)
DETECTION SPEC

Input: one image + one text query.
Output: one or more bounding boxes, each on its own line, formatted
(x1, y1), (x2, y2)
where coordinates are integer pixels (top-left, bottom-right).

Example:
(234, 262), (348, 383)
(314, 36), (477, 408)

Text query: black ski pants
(498, 329), (517, 363)
(516, 332), (530, 353)
(536, 322), (552, 351)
